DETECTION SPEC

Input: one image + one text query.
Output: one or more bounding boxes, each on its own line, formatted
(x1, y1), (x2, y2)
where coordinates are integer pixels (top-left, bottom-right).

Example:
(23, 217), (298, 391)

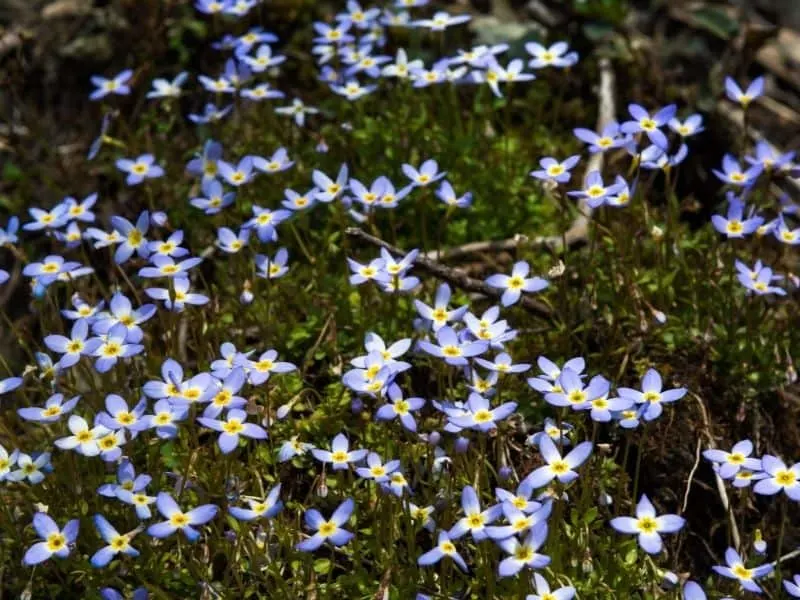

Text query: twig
(345, 227), (553, 321)
(681, 436), (703, 514)
(425, 56), (617, 261)
(691, 392), (742, 550)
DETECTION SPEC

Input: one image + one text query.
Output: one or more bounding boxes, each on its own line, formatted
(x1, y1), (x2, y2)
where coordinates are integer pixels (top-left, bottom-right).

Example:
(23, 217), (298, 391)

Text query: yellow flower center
(101, 342), (122, 357)
(636, 516), (657, 533)
(66, 340), (83, 353)
(568, 390), (587, 405)
(730, 172), (745, 183)
(728, 453), (745, 465)
(639, 118), (657, 131)
(213, 390), (232, 406)
(547, 165), (565, 176)
(473, 409), (492, 423)
(161, 265), (179, 275)
(514, 547), (534, 561)
(507, 276), (525, 290)
(319, 521), (337, 536)
(170, 512), (189, 527)
(587, 185), (605, 198)
(255, 359), (274, 372)
(440, 541), (455, 554)
(726, 220), (743, 234)
(41, 262), (60, 274)
(331, 451), (349, 463)
(597, 137), (613, 148)
(76, 431), (93, 442)
(732, 564), (752, 580)
(43, 406), (61, 417)
(132, 163), (148, 175)
(46, 533), (66, 552)
(154, 413), (172, 425)
(99, 434), (118, 450)
(370, 466), (386, 477)
(550, 460), (569, 475)
(394, 400), (409, 415)
(111, 535), (129, 551)
(442, 345), (462, 358)
(223, 420), (244, 435)
(776, 469), (796, 486)
(122, 481), (135, 491)
(512, 496), (527, 510)
(643, 391), (661, 403)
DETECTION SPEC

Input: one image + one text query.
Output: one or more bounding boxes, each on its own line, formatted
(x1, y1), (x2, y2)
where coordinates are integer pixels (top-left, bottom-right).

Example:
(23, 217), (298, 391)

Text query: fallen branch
(425, 56), (617, 262)
(345, 227), (553, 321)
(691, 392), (742, 551)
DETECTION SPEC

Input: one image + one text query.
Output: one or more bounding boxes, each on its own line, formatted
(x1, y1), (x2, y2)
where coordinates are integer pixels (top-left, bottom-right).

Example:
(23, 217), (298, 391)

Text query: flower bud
(454, 436), (470, 454)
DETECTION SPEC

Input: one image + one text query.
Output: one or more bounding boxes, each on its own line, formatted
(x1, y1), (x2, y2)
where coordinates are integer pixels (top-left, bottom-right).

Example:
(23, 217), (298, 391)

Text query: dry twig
(345, 227), (554, 321)
(424, 56), (617, 262)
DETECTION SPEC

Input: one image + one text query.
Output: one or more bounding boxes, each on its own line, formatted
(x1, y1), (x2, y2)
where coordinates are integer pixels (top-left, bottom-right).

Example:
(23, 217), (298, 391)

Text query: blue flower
(620, 104), (676, 149)
(447, 485), (502, 541)
(98, 459), (150, 498)
(275, 98), (318, 127)
(100, 587), (148, 600)
(147, 71), (188, 99)
(753, 455), (800, 500)
(90, 70), (133, 100)
(711, 195), (763, 238)
(44, 319), (98, 369)
(355, 452), (400, 482)
(567, 170), (625, 207)
(24, 204), (69, 231)
(313, 164), (349, 202)
(702, 439), (762, 479)
(375, 386), (425, 431)
(446, 392), (516, 431)
(418, 326), (488, 366)
(23, 255), (81, 286)
(296, 498), (355, 551)
(497, 523), (550, 577)
(525, 41), (578, 69)
(188, 103), (233, 124)
(23, 513), (79, 565)
(311, 433), (368, 470)
(18, 393), (79, 423)
(531, 155), (581, 184)
(609, 494), (684, 554)
(712, 547), (773, 593)
(521, 436), (593, 489)
(8, 451), (51, 484)
(90, 514), (139, 568)
(417, 531), (468, 571)
(91, 323), (143, 373)
(138, 255), (203, 279)
(54, 416), (110, 456)
(403, 159), (446, 187)
(669, 114), (704, 137)
(142, 400), (187, 439)
(278, 436), (314, 462)
(255, 248), (290, 280)
(229, 484), (283, 521)
(527, 418), (573, 449)
(724, 76), (764, 107)
(197, 408), (268, 454)
(485, 261), (548, 306)
(616, 368), (686, 421)
(413, 11), (470, 31)
(414, 283), (468, 331)
(147, 493), (218, 542)
(712, 154), (762, 187)
(573, 122), (627, 153)
(435, 180), (472, 208)
(252, 147), (294, 174)
(486, 501), (551, 541)
(116, 155), (164, 186)
(544, 368), (606, 409)
(785, 574), (800, 597)
(347, 257), (390, 285)
(244, 205), (291, 242)
(96, 394), (148, 434)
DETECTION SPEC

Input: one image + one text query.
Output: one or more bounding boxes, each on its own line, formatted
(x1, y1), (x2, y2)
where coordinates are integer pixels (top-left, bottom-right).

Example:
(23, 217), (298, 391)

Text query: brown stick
(424, 56), (617, 261)
(345, 227), (554, 321)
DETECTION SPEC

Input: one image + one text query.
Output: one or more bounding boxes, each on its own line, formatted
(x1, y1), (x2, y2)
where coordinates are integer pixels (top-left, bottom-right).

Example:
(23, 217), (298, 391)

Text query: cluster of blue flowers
(1, 0), (799, 598)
